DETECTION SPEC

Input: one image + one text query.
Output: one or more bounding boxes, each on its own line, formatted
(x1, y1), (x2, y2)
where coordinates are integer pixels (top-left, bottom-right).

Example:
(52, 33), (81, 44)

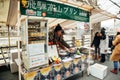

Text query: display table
(19, 45), (95, 80)
(23, 56), (83, 80)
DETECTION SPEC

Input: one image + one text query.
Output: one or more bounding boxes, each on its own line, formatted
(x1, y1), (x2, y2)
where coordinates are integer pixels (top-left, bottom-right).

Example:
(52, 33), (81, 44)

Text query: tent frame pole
(114, 19), (116, 34)
(8, 25), (11, 66)
(17, 1), (21, 80)
(87, 12), (92, 76)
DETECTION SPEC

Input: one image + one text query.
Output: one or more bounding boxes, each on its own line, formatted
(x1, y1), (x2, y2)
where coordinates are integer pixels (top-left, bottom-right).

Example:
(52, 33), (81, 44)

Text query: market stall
(4, 0), (117, 80)
(18, 0), (93, 80)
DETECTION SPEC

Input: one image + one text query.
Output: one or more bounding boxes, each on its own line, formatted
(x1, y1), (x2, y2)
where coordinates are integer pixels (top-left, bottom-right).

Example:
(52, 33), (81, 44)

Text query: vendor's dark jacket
(49, 31), (70, 49)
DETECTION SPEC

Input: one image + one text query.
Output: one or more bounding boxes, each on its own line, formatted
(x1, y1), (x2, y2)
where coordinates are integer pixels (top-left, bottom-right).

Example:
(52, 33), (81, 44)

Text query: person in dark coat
(91, 32), (101, 59)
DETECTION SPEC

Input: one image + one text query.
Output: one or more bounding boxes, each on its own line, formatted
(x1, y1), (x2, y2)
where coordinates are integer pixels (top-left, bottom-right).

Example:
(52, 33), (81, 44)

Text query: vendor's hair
(54, 24), (62, 32)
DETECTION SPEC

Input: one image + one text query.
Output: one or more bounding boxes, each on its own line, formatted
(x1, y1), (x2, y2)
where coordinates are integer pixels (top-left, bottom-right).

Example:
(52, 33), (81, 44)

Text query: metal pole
(114, 19), (116, 35)
(87, 12), (92, 76)
(17, 1), (21, 80)
(8, 25), (11, 64)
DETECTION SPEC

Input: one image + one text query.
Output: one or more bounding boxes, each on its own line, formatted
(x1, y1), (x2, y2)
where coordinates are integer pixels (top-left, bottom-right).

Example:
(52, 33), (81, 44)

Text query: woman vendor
(49, 24), (72, 51)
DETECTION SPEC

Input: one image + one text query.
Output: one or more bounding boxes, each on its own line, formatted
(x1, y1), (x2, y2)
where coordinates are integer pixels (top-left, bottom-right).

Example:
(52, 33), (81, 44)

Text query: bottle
(76, 48), (80, 55)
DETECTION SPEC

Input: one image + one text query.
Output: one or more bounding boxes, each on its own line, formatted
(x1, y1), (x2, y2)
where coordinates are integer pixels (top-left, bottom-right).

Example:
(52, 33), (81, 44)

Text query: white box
(89, 63), (108, 79)
(10, 62), (18, 73)
(10, 49), (22, 62)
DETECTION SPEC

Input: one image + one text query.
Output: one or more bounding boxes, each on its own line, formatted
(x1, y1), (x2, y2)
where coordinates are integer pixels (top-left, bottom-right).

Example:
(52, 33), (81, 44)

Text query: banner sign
(20, 0), (89, 22)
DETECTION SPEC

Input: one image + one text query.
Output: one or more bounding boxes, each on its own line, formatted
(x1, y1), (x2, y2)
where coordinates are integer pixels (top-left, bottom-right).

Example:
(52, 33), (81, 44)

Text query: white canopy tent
(2, 0), (120, 29)
(0, 0), (117, 28)
(91, 9), (117, 24)
(98, 0), (120, 15)
(3, 0), (116, 28)
(97, 0), (120, 34)
(0, 1), (118, 80)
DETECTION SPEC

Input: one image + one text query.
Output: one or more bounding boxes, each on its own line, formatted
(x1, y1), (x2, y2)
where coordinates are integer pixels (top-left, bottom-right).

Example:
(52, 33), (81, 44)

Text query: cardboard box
(89, 63), (108, 79)
(11, 52), (18, 62)
(10, 49), (22, 62)
(10, 62), (18, 73)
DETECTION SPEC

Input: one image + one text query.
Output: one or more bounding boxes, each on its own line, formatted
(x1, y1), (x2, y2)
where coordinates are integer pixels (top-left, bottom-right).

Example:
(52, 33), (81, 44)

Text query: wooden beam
(0, 21), (6, 23)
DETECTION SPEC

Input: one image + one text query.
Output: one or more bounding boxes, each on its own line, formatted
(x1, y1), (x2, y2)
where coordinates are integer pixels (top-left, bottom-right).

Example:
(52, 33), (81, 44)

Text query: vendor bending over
(49, 24), (72, 51)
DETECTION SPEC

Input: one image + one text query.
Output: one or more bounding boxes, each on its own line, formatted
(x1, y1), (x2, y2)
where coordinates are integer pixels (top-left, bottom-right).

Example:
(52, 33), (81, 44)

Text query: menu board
(48, 45), (58, 58)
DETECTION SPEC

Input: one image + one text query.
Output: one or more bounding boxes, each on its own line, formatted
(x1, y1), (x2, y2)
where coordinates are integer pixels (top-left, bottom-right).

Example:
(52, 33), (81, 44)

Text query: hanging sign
(20, 0), (89, 22)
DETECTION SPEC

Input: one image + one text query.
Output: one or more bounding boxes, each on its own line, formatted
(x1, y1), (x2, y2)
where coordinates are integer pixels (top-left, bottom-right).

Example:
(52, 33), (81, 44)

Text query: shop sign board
(20, 0), (89, 22)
